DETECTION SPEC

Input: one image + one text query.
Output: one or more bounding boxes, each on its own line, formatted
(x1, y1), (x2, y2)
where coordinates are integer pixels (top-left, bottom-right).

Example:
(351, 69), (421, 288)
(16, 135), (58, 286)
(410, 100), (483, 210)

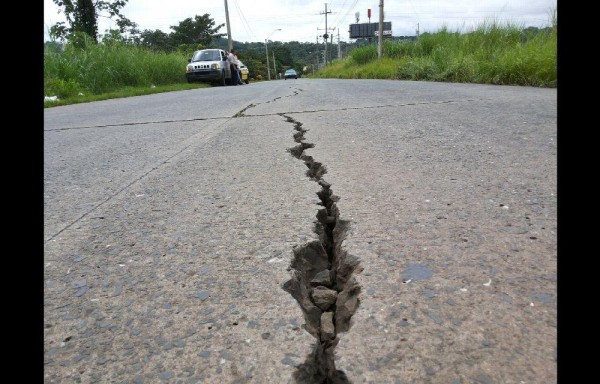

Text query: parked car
(186, 49), (233, 86)
(284, 69), (298, 80)
(238, 60), (250, 84)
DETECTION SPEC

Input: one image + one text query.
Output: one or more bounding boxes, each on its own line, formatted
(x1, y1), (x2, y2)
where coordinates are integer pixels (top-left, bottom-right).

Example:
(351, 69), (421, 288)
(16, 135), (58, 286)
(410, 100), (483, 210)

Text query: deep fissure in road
(281, 114), (362, 384)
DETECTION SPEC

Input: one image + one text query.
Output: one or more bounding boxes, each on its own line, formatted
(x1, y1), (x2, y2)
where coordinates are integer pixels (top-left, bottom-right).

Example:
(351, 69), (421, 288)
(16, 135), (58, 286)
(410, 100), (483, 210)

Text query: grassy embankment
(316, 20), (556, 87)
(44, 38), (199, 107)
(44, 20), (556, 108)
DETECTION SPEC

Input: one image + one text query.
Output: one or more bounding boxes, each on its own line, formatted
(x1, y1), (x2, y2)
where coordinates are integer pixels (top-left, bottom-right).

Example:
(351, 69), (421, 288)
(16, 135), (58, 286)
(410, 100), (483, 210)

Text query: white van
(185, 49), (233, 86)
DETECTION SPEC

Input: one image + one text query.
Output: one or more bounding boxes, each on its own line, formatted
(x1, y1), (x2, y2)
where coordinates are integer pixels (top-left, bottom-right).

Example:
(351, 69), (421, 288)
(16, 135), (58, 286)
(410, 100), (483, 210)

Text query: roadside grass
(314, 20), (556, 87)
(45, 35), (188, 94)
(43, 83), (209, 107)
(44, 18), (556, 107)
(44, 35), (201, 107)
(318, 58), (400, 79)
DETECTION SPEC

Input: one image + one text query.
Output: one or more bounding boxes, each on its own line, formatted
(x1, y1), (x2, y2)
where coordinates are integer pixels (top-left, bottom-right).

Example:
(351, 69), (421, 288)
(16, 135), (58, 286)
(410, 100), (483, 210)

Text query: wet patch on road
(281, 113), (362, 383)
(401, 263), (433, 283)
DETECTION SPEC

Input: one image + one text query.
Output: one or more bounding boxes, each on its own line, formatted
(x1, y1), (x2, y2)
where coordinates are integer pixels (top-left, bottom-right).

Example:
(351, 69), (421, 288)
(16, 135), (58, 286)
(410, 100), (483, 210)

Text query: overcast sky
(44, 0), (557, 44)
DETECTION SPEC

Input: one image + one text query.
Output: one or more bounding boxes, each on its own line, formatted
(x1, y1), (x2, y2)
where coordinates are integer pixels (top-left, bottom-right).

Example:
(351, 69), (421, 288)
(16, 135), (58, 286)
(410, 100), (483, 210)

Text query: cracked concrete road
(44, 79), (557, 384)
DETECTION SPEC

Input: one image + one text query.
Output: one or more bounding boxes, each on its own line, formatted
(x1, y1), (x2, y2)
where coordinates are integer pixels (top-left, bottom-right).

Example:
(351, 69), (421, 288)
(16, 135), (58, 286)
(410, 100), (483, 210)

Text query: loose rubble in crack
(281, 114), (362, 384)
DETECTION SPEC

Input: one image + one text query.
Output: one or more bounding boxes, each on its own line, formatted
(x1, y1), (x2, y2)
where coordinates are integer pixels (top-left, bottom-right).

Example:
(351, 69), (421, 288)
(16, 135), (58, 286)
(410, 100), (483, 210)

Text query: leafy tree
(211, 37), (331, 78)
(73, 0), (97, 41)
(177, 44), (206, 60)
(66, 31), (97, 50)
(50, 0), (135, 43)
(101, 28), (124, 45)
(138, 29), (175, 51)
(170, 14), (226, 47)
(234, 49), (264, 79)
(272, 45), (294, 68)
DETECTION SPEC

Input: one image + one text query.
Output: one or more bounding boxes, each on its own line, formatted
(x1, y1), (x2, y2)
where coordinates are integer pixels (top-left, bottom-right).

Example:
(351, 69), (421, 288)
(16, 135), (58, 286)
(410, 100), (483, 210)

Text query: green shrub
(44, 78), (83, 99)
(349, 45), (378, 65)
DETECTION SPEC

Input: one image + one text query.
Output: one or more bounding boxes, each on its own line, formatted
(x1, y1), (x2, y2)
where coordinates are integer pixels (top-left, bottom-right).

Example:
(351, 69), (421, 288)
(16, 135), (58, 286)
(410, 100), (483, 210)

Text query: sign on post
(349, 22), (392, 39)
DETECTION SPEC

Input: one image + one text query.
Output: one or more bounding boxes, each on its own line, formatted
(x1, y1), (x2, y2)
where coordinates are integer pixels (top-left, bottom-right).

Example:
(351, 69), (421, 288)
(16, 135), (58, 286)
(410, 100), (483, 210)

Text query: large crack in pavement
(46, 87), (490, 380)
(233, 90), (363, 382)
(281, 114), (362, 384)
(48, 90), (363, 379)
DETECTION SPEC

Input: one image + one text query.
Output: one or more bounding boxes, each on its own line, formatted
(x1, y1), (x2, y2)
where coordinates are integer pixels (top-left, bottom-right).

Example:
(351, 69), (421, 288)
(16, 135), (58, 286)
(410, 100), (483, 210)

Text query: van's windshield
(191, 50), (221, 62)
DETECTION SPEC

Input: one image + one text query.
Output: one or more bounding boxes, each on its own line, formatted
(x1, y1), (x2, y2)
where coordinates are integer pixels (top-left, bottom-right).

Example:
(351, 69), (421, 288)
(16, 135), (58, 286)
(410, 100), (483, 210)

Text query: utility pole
(265, 29), (281, 80)
(368, 8), (371, 44)
(330, 31), (334, 63)
(377, 0), (384, 59)
(320, 3), (332, 66)
(318, 26), (335, 63)
(416, 23), (420, 40)
(224, 0), (233, 51)
(315, 36), (320, 70)
(337, 29), (341, 58)
(316, 35), (320, 69)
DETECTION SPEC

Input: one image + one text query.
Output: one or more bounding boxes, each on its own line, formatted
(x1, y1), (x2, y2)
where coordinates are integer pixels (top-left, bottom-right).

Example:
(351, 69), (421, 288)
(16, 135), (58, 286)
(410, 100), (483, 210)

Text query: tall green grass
(44, 34), (189, 98)
(316, 20), (556, 87)
(44, 19), (556, 107)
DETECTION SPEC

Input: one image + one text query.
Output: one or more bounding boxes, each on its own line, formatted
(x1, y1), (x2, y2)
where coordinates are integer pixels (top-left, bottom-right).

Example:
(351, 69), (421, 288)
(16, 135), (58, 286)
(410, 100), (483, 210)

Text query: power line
(331, 0), (361, 42)
(320, 3), (333, 65)
(232, 0), (257, 42)
(332, 0), (351, 26)
(406, 0), (422, 29)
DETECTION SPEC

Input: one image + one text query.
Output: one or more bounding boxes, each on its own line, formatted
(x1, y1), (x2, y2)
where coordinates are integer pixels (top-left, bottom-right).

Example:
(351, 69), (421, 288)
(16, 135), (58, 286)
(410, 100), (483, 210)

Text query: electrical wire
(231, 0), (257, 41)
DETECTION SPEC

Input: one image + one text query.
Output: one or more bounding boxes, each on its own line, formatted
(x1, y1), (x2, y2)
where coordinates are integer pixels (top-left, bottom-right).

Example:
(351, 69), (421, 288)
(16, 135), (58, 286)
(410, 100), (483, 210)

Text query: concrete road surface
(44, 79), (557, 384)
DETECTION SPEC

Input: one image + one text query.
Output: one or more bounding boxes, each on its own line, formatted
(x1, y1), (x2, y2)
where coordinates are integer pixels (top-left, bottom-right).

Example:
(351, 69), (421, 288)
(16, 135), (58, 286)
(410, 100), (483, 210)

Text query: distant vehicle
(284, 69), (298, 80)
(185, 49), (232, 86)
(238, 60), (250, 84)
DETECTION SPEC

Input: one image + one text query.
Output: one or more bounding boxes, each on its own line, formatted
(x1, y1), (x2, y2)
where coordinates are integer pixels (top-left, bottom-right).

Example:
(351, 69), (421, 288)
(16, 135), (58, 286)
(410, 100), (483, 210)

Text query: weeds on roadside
(44, 34), (190, 101)
(315, 19), (556, 87)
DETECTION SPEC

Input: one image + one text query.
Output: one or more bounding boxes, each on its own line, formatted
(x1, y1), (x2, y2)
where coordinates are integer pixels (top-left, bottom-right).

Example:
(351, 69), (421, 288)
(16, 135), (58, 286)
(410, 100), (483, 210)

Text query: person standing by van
(228, 49), (243, 85)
